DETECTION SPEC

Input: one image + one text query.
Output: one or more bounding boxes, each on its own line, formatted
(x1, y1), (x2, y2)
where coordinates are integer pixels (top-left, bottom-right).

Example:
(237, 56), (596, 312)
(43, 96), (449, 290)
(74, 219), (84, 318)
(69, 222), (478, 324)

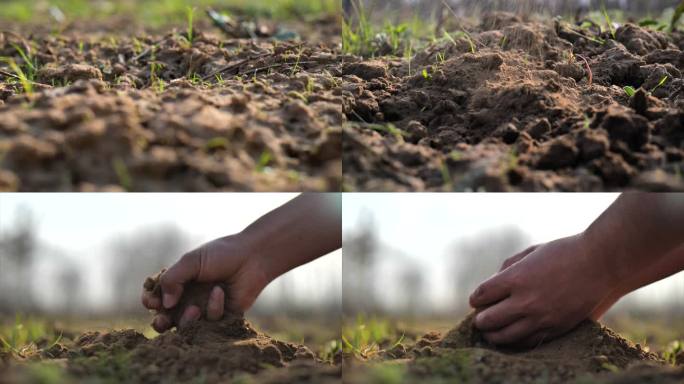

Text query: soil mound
(404, 312), (669, 384)
(69, 316), (318, 383)
(441, 313), (659, 368)
(343, 14), (684, 191)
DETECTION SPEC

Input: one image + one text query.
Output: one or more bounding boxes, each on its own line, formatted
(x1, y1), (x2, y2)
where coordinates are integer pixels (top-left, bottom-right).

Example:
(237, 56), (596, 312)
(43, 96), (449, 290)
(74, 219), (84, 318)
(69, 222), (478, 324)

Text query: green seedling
(671, 1), (684, 32)
(384, 22), (409, 55)
(664, 340), (683, 365)
(186, 6), (196, 44)
(132, 38), (143, 55)
(206, 137), (230, 151)
(436, 52), (446, 64)
(601, 1), (616, 39)
(368, 123), (405, 142)
(289, 47), (303, 77)
(421, 68), (431, 81)
(342, 1), (373, 56)
(342, 315), (403, 359)
(0, 58), (33, 94)
(405, 39), (413, 76)
(651, 75), (668, 93)
(256, 151), (272, 173)
(444, 30), (476, 54)
(0, 314), (61, 355)
(623, 86), (636, 97)
(320, 339), (342, 364)
(112, 158), (132, 191)
(215, 73), (225, 86)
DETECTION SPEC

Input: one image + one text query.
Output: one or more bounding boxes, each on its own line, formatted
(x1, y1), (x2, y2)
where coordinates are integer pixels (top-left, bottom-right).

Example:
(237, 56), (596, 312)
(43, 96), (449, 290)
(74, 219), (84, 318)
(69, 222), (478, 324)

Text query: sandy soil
(0, 15), (342, 191)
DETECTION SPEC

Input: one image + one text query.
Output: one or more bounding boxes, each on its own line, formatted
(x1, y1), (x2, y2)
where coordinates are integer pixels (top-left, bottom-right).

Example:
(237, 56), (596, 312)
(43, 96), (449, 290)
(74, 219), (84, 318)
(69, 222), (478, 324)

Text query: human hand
(141, 234), (271, 332)
(469, 234), (618, 348)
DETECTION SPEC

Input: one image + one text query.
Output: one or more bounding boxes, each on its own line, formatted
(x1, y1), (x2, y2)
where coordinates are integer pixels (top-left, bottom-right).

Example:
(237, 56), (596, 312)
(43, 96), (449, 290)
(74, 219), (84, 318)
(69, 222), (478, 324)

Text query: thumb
(160, 247), (203, 309)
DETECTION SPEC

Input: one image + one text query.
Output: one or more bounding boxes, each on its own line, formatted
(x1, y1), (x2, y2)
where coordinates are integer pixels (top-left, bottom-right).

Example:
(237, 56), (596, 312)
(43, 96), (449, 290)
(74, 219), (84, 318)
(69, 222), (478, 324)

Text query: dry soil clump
(343, 13), (684, 191)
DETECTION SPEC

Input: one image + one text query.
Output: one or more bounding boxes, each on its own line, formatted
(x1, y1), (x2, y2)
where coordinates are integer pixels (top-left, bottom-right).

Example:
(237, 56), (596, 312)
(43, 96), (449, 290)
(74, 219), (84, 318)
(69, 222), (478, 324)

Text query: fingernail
(210, 286), (222, 301)
(163, 293), (175, 309)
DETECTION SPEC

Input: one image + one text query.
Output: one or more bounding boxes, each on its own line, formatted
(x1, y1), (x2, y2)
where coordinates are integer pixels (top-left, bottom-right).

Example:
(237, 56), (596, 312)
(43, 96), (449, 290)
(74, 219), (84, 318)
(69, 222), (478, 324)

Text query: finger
(152, 314), (172, 333)
(206, 286), (225, 321)
(500, 245), (538, 272)
(141, 291), (161, 310)
(474, 300), (523, 332)
(179, 305), (202, 328)
(161, 248), (203, 309)
(482, 318), (538, 346)
(518, 329), (554, 349)
(469, 273), (512, 309)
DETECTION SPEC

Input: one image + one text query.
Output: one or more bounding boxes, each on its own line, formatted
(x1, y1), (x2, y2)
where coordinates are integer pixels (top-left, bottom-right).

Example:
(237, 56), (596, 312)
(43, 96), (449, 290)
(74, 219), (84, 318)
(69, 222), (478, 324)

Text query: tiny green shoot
(186, 6), (196, 43)
(651, 75), (668, 93)
(601, 1), (616, 39)
(623, 86), (636, 97)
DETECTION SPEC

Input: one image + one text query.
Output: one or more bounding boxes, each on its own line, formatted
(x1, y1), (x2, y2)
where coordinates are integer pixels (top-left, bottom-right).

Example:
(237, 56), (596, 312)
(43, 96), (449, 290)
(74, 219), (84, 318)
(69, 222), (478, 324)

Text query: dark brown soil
(0, 17), (342, 192)
(342, 13), (684, 191)
(68, 317), (330, 383)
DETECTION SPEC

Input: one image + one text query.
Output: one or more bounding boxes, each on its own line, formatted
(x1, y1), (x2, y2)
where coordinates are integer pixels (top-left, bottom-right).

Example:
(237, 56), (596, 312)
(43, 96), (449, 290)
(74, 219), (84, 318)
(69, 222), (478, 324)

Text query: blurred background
(345, 0), (684, 18)
(343, 193), (684, 351)
(0, 193), (340, 345)
(0, 0), (339, 35)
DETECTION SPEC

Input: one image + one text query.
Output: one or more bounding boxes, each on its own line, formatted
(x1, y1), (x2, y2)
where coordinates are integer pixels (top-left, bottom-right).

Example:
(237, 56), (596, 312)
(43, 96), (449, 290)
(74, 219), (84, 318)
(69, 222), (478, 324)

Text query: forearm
(239, 193), (342, 281)
(582, 193), (684, 285)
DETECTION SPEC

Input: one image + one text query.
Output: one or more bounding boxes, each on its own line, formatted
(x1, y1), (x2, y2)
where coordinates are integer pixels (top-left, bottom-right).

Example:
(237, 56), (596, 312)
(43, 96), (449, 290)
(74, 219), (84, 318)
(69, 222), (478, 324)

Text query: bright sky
(0, 193), (341, 313)
(343, 193), (684, 314)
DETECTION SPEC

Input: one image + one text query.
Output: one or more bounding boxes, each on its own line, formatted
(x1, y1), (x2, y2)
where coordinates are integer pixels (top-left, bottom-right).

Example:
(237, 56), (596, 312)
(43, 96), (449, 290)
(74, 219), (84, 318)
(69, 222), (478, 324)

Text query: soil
(0, 276), (340, 383)
(342, 12), (684, 191)
(345, 313), (684, 384)
(0, 15), (342, 192)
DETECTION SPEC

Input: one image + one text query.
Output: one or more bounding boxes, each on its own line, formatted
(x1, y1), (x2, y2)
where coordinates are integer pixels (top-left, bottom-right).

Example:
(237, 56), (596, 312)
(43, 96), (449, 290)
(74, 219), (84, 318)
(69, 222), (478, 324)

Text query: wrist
(234, 230), (277, 283)
(577, 229), (628, 295)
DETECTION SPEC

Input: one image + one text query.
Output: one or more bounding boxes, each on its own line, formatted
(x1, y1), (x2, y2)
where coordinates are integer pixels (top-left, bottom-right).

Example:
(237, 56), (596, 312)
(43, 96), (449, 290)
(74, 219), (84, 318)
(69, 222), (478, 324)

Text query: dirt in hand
(143, 269), (237, 327)
(342, 13), (684, 191)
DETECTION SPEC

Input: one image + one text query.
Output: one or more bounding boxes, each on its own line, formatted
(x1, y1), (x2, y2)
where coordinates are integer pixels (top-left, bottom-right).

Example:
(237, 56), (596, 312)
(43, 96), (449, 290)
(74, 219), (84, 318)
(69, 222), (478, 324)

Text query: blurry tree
(0, 207), (38, 314)
(400, 263), (424, 318)
(108, 225), (193, 315)
(57, 262), (83, 315)
(342, 211), (378, 316)
(358, 0), (682, 20)
(450, 227), (531, 311)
